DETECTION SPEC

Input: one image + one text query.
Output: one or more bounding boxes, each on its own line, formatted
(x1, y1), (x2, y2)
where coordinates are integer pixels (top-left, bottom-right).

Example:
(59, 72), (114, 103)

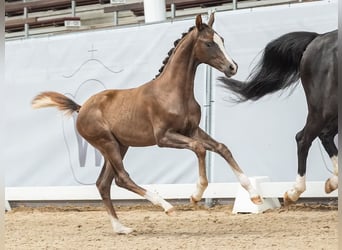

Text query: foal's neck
(157, 32), (199, 95)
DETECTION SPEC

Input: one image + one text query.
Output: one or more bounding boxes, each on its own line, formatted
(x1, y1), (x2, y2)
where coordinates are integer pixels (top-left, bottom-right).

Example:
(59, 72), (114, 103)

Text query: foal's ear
(208, 12), (215, 27)
(196, 15), (203, 31)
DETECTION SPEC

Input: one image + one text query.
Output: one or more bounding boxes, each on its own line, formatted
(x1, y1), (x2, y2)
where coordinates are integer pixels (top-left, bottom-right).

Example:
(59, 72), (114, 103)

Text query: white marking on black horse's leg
(144, 190), (175, 215)
(285, 175), (306, 203)
(109, 215), (133, 234)
(325, 155), (338, 193)
(331, 155), (338, 175)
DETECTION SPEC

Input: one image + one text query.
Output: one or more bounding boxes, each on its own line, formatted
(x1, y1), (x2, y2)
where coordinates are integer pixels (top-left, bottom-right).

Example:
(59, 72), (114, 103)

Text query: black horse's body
(220, 30), (338, 203)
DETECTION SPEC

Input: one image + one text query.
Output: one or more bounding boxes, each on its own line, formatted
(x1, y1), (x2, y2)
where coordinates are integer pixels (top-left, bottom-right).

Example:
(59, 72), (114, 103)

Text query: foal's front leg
(194, 128), (262, 205)
(156, 131), (209, 204)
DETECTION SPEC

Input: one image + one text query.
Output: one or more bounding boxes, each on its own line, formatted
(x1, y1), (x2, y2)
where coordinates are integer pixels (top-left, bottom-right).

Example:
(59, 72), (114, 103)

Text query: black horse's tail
(219, 31), (319, 102)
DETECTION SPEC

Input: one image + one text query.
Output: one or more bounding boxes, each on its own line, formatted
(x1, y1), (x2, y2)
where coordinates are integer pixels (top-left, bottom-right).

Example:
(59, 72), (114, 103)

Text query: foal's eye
(206, 42), (213, 47)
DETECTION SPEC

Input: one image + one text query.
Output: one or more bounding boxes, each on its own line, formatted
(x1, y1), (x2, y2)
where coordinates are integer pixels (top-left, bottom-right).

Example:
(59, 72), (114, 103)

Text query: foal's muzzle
(224, 62), (238, 77)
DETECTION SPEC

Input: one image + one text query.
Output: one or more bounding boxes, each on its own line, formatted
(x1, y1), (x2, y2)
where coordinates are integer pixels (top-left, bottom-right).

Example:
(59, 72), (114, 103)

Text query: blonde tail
(32, 91), (81, 116)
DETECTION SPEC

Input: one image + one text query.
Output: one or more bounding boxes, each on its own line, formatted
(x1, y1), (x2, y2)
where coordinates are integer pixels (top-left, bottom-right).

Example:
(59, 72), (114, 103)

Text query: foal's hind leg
(97, 135), (174, 226)
(96, 159), (134, 234)
(318, 126), (338, 193)
(109, 145), (174, 216)
(194, 128), (262, 205)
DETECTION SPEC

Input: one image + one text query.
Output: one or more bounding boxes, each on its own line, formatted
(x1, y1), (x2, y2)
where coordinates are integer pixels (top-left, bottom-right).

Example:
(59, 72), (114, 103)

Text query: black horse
(219, 30), (338, 204)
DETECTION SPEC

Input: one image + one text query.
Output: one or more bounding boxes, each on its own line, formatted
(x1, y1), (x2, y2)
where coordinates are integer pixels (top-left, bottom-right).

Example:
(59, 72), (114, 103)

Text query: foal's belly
(110, 121), (157, 147)
(108, 103), (158, 147)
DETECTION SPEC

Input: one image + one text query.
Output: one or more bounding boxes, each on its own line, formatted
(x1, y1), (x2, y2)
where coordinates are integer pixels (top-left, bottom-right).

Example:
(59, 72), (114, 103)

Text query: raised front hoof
(325, 178), (338, 194)
(283, 192), (297, 207)
(115, 226), (134, 235)
(165, 207), (177, 216)
(250, 195), (263, 205)
(190, 195), (201, 205)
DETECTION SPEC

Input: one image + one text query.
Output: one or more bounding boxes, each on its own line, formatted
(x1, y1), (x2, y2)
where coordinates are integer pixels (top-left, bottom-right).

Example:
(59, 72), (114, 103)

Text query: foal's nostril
(231, 60), (239, 70)
(229, 63), (238, 74)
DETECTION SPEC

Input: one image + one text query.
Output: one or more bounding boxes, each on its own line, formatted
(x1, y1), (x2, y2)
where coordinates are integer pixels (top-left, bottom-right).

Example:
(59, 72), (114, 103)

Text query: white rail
(5, 181), (337, 201)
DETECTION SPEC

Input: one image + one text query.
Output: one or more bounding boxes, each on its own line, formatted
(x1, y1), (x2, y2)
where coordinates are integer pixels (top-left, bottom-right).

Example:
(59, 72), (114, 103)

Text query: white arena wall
(4, 0), (338, 201)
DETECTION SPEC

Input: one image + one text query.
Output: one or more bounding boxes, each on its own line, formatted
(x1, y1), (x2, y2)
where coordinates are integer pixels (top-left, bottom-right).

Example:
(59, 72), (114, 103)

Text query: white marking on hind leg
(144, 190), (174, 214)
(286, 175), (306, 202)
(327, 175), (338, 190)
(324, 156), (338, 193)
(109, 216), (133, 234)
(331, 155), (338, 176)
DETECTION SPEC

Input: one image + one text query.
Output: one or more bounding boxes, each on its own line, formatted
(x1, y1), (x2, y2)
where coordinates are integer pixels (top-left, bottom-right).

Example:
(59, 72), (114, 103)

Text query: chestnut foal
(33, 14), (262, 234)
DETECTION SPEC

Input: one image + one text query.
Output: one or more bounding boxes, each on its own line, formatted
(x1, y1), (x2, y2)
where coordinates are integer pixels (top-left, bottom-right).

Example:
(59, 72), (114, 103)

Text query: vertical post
(143, 0), (166, 23)
(204, 10), (215, 207)
(232, 0), (237, 10)
(204, 64), (214, 207)
(71, 0), (76, 17)
(0, 2), (4, 244)
(113, 11), (118, 25)
(23, 6), (28, 38)
(171, 3), (176, 20)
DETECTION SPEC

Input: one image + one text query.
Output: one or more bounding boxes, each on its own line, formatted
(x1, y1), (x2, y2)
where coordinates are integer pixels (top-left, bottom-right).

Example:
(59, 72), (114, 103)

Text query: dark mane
(154, 26), (196, 79)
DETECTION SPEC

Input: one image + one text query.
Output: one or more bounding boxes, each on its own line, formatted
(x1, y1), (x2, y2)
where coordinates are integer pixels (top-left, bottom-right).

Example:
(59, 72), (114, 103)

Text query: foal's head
(193, 13), (238, 77)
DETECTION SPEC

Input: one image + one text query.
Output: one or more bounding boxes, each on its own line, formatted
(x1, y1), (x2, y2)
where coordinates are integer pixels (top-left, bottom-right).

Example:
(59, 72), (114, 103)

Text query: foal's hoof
(115, 226), (134, 235)
(165, 207), (177, 216)
(325, 177), (338, 194)
(250, 195), (263, 205)
(283, 192), (296, 207)
(190, 195), (200, 205)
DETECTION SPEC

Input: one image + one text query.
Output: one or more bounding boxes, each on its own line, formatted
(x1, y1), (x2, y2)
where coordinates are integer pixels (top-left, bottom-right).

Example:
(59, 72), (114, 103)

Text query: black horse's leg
(319, 126), (338, 164)
(319, 125), (338, 193)
(284, 114), (325, 204)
